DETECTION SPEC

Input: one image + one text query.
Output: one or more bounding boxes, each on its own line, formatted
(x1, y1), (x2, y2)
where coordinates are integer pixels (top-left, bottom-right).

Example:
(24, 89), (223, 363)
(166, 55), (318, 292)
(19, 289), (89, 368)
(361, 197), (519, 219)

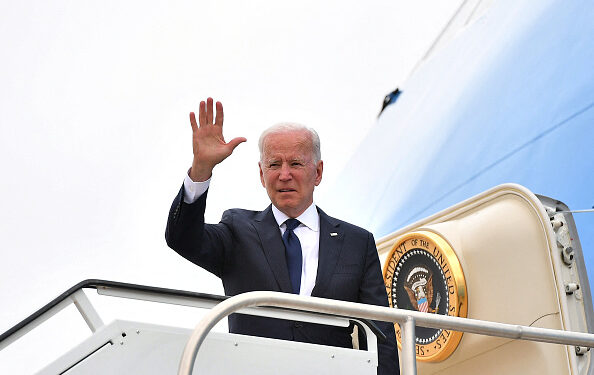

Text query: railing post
(400, 316), (417, 375)
(71, 290), (104, 332)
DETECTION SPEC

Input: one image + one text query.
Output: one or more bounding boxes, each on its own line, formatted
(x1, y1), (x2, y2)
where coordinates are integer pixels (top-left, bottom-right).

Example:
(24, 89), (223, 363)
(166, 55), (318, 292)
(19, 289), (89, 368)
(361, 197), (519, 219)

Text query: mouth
(278, 189), (296, 193)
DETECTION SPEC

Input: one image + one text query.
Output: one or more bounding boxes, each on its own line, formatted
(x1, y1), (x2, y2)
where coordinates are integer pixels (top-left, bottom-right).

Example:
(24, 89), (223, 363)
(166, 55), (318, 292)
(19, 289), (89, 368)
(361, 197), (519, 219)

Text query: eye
(268, 162), (280, 169)
(291, 161), (304, 167)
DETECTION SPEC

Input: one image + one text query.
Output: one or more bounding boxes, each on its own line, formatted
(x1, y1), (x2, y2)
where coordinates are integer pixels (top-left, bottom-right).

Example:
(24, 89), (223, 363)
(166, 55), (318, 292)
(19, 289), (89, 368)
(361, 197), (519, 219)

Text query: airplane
(320, 0), (594, 372)
(323, 0), (594, 272)
(1, 0), (592, 373)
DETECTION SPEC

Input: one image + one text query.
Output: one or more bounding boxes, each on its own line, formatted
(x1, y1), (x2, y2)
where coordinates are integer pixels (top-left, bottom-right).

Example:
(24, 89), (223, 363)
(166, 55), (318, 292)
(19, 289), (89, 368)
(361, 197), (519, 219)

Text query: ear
(314, 160), (323, 186)
(259, 162), (266, 187)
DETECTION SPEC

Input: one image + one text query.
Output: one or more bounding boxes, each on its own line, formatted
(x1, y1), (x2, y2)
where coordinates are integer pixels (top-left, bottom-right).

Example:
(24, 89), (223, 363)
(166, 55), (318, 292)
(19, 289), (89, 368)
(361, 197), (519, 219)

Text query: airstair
(2, 184), (594, 374)
(0, 280), (383, 375)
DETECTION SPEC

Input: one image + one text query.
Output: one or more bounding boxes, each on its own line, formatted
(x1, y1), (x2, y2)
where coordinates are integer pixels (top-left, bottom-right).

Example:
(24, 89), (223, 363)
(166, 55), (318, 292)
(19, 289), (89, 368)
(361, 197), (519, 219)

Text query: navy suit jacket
(166, 187), (399, 374)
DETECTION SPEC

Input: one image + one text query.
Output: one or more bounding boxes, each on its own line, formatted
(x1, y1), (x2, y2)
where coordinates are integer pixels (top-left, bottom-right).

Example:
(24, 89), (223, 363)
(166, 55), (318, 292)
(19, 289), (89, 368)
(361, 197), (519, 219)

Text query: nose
(279, 163), (292, 181)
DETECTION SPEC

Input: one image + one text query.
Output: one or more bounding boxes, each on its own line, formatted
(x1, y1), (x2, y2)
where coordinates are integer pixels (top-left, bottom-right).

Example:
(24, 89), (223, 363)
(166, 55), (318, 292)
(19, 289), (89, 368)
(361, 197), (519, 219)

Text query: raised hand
(189, 98), (247, 182)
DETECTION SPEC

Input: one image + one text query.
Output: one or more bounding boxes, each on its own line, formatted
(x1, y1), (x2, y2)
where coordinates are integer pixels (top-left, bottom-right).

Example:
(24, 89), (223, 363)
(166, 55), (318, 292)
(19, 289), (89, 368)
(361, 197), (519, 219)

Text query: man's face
(259, 130), (323, 218)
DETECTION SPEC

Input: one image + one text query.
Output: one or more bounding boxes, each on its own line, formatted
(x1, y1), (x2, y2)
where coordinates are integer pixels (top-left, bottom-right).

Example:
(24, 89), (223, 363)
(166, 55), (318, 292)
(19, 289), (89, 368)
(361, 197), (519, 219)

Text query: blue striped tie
(282, 219), (302, 294)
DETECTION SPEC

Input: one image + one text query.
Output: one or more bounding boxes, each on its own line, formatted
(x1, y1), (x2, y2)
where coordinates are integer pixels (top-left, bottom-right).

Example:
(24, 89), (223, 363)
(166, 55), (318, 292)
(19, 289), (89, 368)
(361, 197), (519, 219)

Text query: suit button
(294, 322), (303, 328)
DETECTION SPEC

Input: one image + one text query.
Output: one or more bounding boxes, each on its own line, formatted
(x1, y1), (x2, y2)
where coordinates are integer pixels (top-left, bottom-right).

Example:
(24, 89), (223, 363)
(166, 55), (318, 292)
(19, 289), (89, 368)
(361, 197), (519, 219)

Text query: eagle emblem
(404, 266), (440, 313)
(383, 231), (467, 361)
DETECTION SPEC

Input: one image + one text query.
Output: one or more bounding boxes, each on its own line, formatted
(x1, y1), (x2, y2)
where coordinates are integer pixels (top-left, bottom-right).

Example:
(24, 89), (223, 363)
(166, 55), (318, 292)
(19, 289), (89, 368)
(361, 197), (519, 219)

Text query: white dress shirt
(270, 203), (319, 296)
(183, 172), (210, 203)
(183, 173), (320, 296)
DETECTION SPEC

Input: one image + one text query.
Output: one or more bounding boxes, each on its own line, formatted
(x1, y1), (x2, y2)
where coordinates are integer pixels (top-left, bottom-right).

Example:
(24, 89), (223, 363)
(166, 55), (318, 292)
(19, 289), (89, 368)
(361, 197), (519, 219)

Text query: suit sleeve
(165, 185), (234, 277)
(359, 232), (400, 375)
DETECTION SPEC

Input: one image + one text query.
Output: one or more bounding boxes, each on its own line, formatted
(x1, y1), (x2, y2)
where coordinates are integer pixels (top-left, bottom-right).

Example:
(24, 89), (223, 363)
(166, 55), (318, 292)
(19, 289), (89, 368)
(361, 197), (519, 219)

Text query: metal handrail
(0, 279), (227, 350)
(0, 279), (384, 353)
(178, 291), (594, 375)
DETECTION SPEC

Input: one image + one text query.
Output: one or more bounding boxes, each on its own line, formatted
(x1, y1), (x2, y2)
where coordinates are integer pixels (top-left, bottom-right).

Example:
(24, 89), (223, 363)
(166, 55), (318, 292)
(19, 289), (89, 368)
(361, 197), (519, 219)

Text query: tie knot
(284, 218), (301, 231)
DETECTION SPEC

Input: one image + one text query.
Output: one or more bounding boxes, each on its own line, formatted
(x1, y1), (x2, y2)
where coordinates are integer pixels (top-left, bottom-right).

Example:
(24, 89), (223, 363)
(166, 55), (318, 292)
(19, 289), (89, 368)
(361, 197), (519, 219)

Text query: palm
(192, 117), (234, 166)
(189, 98), (246, 180)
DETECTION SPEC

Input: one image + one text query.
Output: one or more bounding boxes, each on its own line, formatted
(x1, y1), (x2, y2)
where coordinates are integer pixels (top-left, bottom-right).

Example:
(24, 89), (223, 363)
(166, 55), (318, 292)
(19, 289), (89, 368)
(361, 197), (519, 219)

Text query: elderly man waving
(166, 98), (399, 374)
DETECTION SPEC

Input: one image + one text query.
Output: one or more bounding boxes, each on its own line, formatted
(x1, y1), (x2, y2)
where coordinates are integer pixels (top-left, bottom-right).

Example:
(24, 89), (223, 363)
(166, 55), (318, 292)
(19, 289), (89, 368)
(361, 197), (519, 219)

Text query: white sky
(0, 1), (462, 372)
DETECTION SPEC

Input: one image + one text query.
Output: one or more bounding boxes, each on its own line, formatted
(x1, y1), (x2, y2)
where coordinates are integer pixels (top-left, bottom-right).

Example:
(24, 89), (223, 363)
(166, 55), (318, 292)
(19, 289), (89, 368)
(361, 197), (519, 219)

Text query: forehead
(261, 130), (313, 157)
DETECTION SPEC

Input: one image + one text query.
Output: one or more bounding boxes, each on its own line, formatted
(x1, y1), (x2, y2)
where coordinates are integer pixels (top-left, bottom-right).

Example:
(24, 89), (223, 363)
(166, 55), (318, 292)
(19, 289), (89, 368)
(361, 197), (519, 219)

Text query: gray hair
(258, 122), (321, 163)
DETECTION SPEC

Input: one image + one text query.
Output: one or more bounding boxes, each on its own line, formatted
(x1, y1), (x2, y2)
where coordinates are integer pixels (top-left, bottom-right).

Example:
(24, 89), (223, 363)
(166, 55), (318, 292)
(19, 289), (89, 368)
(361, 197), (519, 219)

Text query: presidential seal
(383, 231), (467, 362)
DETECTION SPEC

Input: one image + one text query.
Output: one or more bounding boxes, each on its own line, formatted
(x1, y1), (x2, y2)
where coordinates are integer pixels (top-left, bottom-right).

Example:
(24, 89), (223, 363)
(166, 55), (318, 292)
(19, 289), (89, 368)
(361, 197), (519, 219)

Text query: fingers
(227, 137), (247, 152)
(198, 101), (206, 126)
(206, 97), (214, 125)
(189, 112), (198, 132)
(196, 98), (223, 128)
(215, 101), (224, 126)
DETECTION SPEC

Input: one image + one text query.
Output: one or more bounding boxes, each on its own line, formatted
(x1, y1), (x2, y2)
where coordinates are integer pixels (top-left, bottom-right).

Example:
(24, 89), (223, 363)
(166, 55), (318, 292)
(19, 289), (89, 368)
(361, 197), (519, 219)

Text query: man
(166, 98), (399, 374)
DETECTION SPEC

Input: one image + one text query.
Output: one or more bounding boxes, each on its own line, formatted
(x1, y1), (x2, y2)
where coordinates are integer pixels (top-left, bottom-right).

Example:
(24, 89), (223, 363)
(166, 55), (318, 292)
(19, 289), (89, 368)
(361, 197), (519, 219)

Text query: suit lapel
(253, 206), (293, 293)
(312, 208), (344, 297)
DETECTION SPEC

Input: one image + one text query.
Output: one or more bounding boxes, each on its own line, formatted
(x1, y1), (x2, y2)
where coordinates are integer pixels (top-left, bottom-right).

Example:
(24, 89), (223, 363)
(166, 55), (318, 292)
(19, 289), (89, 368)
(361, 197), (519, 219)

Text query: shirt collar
(271, 203), (319, 232)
